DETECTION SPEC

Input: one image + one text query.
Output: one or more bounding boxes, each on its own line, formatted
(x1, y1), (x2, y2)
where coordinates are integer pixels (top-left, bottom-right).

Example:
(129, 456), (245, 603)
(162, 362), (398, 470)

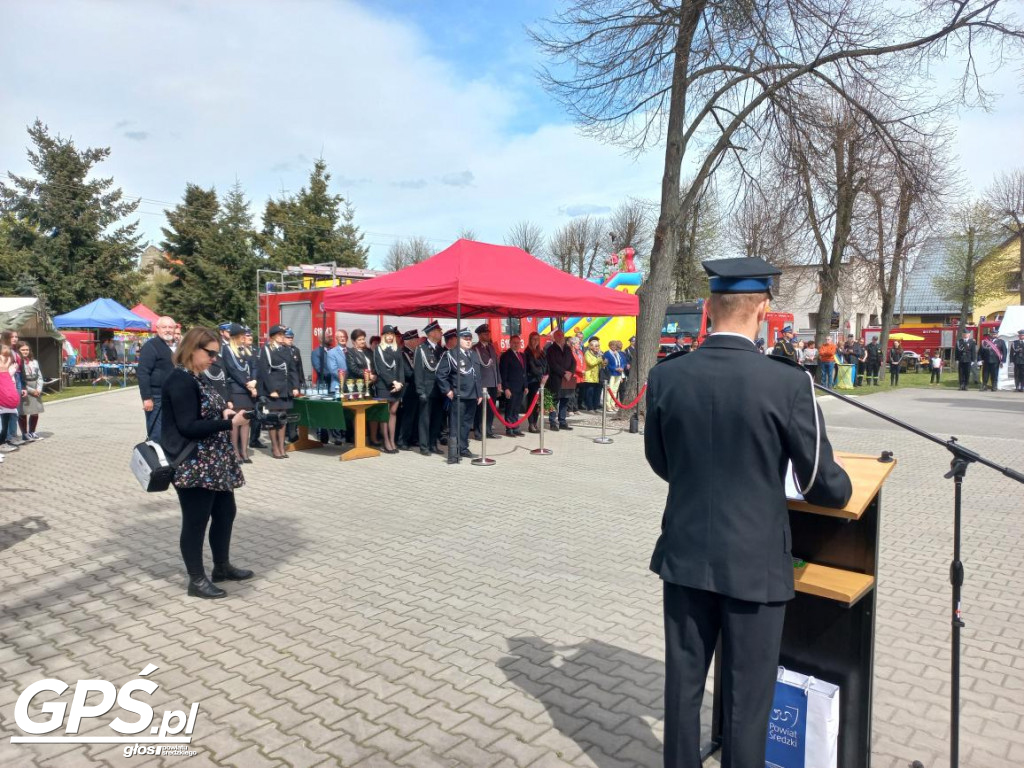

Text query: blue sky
(0, 0), (1021, 268)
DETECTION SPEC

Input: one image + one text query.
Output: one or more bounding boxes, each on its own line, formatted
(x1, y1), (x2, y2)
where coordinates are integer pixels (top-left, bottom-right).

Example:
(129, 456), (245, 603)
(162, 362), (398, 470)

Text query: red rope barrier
(487, 390), (541, 429)
(606, 384), (647, 411)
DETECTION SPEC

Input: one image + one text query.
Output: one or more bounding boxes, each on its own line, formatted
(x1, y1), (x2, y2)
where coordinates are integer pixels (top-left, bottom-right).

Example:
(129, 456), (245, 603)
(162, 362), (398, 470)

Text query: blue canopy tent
(53, 298), (151, 387)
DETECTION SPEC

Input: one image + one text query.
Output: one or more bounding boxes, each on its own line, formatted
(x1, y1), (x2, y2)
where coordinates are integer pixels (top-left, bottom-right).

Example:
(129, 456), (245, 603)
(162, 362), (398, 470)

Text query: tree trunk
(633, 8), (702, 413)
(960, 226), (976, 330)
(1018, 230), (1023, 305)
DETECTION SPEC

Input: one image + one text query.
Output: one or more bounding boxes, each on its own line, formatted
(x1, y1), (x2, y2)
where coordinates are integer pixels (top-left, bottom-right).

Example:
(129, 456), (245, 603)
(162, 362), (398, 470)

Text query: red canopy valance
(322, 239), (638, 318)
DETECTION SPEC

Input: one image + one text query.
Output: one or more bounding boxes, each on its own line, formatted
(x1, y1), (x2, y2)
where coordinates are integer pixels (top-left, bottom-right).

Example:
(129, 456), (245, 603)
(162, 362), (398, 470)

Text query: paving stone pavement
(0, 386), (1021, 768)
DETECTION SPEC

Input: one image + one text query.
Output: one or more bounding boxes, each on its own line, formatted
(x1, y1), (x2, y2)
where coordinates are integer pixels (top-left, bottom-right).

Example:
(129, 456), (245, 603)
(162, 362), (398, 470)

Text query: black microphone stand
(814, 383), (1024, 768)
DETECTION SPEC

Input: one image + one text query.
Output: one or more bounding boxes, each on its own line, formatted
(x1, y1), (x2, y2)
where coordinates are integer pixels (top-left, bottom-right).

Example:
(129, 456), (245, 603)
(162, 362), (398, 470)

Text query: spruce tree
(0, 120), (143, 312)
(207, 181), (261, 325)
(158, 184), (220, 326)
(259, 159), (368, 269)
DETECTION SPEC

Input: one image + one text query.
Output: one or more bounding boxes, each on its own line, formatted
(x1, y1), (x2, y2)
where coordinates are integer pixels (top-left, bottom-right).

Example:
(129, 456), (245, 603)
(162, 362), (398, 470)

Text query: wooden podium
(703, 451), (897, 767)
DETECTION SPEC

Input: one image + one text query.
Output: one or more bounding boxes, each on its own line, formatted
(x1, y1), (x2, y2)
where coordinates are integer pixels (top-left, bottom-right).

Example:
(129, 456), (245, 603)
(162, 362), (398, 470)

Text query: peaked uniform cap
(702, 257), (781, 297)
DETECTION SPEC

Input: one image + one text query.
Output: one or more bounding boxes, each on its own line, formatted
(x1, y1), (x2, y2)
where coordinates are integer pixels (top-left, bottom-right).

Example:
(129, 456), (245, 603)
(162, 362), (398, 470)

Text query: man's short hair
(706, 292), (767, 322)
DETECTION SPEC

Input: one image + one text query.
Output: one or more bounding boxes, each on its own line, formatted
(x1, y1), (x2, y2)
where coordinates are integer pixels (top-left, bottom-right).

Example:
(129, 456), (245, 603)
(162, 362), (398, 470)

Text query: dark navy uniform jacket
(436, 348), (483, 400)
(645, 333), (852, 604)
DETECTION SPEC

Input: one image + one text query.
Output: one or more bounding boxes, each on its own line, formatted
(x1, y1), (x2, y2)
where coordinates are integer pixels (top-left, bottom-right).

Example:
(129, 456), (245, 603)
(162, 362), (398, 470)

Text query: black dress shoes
(559, 423), (573, 430)
(420, 448), (432, 456)
(211, 563), (254, 582)
(187, 575), (227, 599)
(460, 449), (478, 458)
(486, 433), (502, 439)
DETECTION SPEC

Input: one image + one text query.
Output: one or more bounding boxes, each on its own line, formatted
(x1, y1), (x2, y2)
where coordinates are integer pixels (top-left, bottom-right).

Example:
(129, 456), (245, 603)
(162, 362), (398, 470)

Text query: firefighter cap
(702, 257), (780, 298)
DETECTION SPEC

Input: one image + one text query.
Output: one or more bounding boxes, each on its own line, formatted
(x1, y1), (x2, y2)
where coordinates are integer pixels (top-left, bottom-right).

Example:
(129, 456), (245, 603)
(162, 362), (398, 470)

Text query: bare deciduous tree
(532, 0), (1024, 399)
(933, 201), (1005, 329)
(674, 187), (719, 300)
(384, 235), (433, 272)
(505, 220), (545, 256)
(984, 169), (1024, 303)
(456, 227), (478, 241)
(859, 130), (952, 352)
(608, 197), (654, 262)
(547, 216), (604, 279)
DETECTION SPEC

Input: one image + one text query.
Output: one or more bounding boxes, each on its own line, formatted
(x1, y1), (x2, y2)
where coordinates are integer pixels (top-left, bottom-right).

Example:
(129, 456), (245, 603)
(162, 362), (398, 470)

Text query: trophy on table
(345, 380), (355, 400)
(356, 378), (365, 399)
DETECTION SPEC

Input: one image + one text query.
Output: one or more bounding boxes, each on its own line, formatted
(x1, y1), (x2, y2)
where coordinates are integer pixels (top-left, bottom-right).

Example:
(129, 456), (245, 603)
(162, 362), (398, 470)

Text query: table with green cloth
(290, 397), (346, 429)
(287, 397), (346, 452)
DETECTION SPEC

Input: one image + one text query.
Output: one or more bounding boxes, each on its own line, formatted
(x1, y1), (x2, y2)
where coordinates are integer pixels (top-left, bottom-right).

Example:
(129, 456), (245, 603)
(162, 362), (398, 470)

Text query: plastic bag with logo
(765, 666), (839, 768)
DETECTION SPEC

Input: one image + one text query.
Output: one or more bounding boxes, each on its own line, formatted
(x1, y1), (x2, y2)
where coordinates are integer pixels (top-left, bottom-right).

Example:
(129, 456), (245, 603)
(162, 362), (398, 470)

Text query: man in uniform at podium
(645, 257), (853, 768)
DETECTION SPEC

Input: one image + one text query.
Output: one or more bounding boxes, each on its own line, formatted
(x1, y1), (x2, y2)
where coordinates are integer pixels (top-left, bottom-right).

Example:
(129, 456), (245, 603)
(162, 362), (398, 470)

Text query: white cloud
(1, 0), (1019, 269)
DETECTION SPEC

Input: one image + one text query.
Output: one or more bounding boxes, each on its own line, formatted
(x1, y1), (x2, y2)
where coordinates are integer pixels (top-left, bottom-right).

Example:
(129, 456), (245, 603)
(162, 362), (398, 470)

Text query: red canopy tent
(129, 303), (160, 331)
(321, 239), (639, 318)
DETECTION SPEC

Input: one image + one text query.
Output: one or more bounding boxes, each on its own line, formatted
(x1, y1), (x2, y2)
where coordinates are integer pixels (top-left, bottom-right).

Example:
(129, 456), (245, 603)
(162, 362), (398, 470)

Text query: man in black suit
(499, 334), (528, 436)
(978, 328), (1007, 391)
(864, 336), (882, 386)
(138, 315), (176, 441)
(282, 328), (304, 442)
(415, 322), (445, 456)
(955, 329), (977, 391)
(396, 329), (420, 450)
(646, 257), (852, 768)
(1011, 329), (1024, 392)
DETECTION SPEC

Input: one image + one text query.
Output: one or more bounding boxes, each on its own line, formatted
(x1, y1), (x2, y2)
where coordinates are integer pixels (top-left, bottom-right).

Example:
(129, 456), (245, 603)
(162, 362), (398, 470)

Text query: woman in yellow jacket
(582, 336), (606, 412)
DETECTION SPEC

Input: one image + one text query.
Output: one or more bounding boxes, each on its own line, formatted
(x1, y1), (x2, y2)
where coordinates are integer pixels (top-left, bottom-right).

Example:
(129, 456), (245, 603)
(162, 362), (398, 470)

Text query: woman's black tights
(0, 413), (13, 443)
(174, 487), (237, 576)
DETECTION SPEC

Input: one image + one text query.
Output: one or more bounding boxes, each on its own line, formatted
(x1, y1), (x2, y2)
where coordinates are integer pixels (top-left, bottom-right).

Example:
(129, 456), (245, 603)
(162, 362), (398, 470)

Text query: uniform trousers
(397, 387), (419, 447)
(447, 397), (475, 454)
(473, 389), (497, 435)
(663, 582), (786, 768)
(865, 361), (880, 385)
(958, 361), (972, 389)
(1015, 363), (1024, 391)
(981, 361), (1000, 390)
(419, 392), (444, 450)
(503, 386), (525, 432)
(174, 487), (237, 576)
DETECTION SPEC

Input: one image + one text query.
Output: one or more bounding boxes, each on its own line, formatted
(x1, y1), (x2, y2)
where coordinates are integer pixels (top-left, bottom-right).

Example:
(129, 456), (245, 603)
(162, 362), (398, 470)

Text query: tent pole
(455, 303), (462, 464)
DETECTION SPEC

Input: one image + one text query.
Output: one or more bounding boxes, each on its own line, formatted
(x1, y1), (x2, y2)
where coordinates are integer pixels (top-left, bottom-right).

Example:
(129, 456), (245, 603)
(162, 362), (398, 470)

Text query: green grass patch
(44, 383), (138, 402)
(818, 370), (961, 395)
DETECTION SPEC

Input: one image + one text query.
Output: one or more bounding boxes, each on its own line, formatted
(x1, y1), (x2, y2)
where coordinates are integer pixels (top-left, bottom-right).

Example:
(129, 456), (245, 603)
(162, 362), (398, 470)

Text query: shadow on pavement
(0, 495), (311, 617)
(0, 516), (49, 553)
(499, 635), (664, 768)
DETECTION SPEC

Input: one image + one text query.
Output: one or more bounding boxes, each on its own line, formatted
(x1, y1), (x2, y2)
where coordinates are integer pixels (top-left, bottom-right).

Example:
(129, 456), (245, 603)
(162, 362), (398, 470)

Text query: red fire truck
(859, 320), (1001, 359)
(257, 266), (541, 384)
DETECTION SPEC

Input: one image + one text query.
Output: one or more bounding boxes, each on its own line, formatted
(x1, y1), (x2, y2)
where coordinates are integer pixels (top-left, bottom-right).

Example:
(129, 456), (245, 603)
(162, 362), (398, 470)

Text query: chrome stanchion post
(472, 389), (496, 467)
(594, 389), (613, 444)
(531, 388), (552, 456)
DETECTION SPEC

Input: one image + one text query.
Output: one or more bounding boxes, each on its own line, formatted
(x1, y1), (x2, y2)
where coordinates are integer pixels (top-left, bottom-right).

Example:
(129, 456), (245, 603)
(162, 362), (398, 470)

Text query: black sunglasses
(201, 347), (220, 359)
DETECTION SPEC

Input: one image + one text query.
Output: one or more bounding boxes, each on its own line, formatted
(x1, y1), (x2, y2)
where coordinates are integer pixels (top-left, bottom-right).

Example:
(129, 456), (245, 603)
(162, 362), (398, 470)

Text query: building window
(869, 314), (879, 326)
(1008, 271), (1022, 293)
